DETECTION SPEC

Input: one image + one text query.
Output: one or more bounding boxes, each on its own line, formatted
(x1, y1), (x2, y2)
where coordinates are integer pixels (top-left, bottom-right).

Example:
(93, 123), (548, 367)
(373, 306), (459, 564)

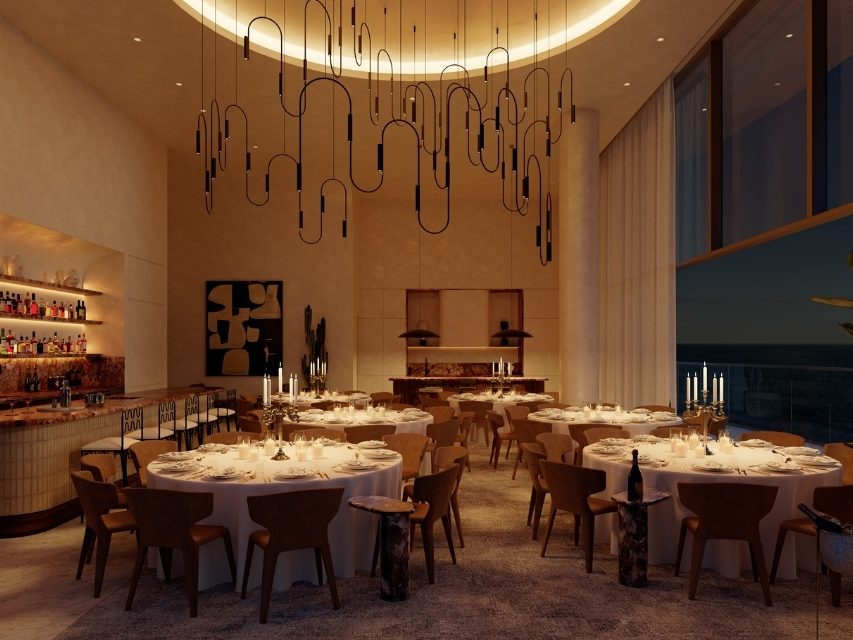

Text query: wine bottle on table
(798, 503), (844, 533)
(627, 449), (644, 502)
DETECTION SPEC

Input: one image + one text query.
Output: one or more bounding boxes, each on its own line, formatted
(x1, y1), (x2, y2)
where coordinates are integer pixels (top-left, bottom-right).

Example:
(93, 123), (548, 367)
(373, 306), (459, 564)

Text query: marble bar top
(0, 386), (224, 428)
(389, 376), (548, 382)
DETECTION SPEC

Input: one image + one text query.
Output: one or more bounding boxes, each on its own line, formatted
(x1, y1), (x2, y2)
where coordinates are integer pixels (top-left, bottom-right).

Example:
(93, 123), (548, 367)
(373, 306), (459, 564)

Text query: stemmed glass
(7, 398), (17, 416)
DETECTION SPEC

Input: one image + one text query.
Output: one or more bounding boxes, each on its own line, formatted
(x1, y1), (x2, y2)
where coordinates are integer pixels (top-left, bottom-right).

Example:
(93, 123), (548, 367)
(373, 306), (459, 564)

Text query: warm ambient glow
(174, 0), (638, 78)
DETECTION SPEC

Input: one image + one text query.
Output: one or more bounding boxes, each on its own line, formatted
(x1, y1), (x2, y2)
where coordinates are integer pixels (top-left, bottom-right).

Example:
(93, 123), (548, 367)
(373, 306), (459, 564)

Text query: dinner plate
(692, 461), (732, 473)
(362, 449), (400, 459)
(566, 406), (582, 412)
(782, 446), (821, 456)
(794, 455), (840, 467)
(652, 412), (679, 420)
(600, 406), (615, 411)
(760, 461), (800, 473)
(624, 453), (660, 466)
(323, 418), (346, 424)
(340, 461), (380, 470)
(587, 445), (627, 456)
(204, 467), (246, 480)
(158, 451), (196, 461)
(739, 439), (773, 448)
(632, 434), (665, 443)
(631, 408), (651, 414)
(358, 440), (387, 449)
(196, 443), (229, 453)
(361, 417), (387, 424)
(630, 415), (650, 423)
(601, 437), (632, 446)
(274, 468), (316, 480)
(156, 461), (199, 473)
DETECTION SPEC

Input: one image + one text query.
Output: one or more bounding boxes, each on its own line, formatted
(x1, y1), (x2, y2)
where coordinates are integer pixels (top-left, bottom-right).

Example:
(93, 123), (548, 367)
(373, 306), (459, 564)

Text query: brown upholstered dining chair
(737, 431), (805, 447)
(370, 391), (396, 405)
(521, 444), (549, 540)
(675, 482), (778, 606)
(293, 428), (347, 442)
(486, 410), (516, 469)
(575, 426), (629, 465)
(535, 432), (576, 463)
(769, 484), (853, 606)
(422, 397), (451, 409)
(237, 415), (265, 434)
(823, 443), (853, 485)
(511, 419), (552, 480)
(454, 411), (474, 471)
(457, 400), (493, 445)
(408, 463), (460, 584)
(538, 460), (617, 573)
(241, 488), (344, 622)
(404, 446), (469, 547)
(311, 400), (341, 411)
(516, 400), (545, 412)
(426, 419), (460, 472)
(383, 433), (429, 482)
(124, 488), (236, 617)
(567, 423), (603, 464)
(504, 404), (530, 424)
(204, 431), (263, 445)
(80, 454), (127, 506)
(344, 423), (396, 444)
(649, 425), (684, 439)
(70, 471), (136, 598)
(128, 440), (178, 488)
(425, 405), (455, 423)
(537, 402), (568, 410)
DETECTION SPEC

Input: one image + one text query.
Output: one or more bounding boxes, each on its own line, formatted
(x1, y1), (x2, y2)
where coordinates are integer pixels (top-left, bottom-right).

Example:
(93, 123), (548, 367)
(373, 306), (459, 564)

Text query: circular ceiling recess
(174, 0), (638, 78)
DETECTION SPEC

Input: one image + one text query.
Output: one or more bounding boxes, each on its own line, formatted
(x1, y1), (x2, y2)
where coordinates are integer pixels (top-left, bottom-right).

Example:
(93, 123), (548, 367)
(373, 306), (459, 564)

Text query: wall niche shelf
(0, 274), (102, 296)
(0, 353), (101, 359)
(0, 314), (102, 326)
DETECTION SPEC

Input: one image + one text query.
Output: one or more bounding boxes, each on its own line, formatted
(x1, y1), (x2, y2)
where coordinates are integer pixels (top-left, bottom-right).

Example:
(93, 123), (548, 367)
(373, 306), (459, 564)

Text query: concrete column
(558, 108), (599, 404)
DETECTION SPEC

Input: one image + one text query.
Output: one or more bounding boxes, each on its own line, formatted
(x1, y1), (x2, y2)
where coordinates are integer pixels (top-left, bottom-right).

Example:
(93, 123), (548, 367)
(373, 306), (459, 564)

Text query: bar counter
(0, 386), (223, 537)
(390, 376), (547, 405)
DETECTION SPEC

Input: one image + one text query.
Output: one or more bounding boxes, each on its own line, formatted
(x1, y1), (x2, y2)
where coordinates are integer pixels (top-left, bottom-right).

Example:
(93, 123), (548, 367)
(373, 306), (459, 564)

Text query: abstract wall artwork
(205, 280), (283, 376)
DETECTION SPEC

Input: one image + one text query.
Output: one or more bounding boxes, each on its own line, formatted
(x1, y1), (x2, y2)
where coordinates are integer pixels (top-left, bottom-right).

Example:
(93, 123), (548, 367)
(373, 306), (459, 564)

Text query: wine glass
(7, 398), (17, 416)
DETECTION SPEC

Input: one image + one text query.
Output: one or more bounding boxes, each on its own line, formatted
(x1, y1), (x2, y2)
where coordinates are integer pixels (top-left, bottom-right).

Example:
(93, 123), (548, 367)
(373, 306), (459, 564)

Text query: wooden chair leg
(505, 440), (513, 460)
(541, 508), (557, 557)
(314, 548), (324, 586)
(527, 487), (535, 526)
(687, 535), (707, 600)
(441, 514), (457, 565)
(749, 536), (773, 607)
(450, 493), (464, 548)
(222, 531), (236, 586)
(573, 512), (580, 546)
(321, 543), (340, 610)
(531, 491), (545, 541)
(769, 527), (788, 584)
(582, 515), (595, 573)
(511, 448), (523, 480)
(422, 523), (436, 585)
(259, 550), (279, 624)
(674, 521), (687, 576)
(160, 547), (173, 584)
(124, 545), (147, 611)
(93, 531), (112, 598)
(829, 570), (841, 608)
(76, 527), (95, 579)
(370, 522), (380, 577)
(185, 545), (200, 618)
(240, 539), (255, 598)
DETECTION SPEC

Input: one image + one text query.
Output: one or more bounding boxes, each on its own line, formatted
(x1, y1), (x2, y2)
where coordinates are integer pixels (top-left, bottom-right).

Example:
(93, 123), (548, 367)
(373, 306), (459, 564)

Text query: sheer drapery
(675, 64), (708, 263)
(599, 79), (676, 408)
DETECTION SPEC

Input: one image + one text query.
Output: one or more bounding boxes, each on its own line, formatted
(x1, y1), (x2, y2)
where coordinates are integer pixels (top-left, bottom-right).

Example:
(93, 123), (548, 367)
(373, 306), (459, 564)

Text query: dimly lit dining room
(0, 1), (851, 639)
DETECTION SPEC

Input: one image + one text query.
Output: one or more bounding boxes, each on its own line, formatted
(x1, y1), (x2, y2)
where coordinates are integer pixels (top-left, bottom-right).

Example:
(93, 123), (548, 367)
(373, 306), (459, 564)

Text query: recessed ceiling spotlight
(132, 37), (142, 42)
(175, 82), (183, 87)
(785, 33), (793, 38)
(774, 81), (781, 87)
(656, 37), (664, 42)
(623, 82), (631, 87)
(701, 107), (707, 112)
(252, 145), (259, 149)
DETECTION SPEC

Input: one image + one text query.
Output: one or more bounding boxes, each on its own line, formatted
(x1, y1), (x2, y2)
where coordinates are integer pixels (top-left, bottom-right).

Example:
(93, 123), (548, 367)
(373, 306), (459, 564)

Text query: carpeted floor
(15, 445), (853, 639)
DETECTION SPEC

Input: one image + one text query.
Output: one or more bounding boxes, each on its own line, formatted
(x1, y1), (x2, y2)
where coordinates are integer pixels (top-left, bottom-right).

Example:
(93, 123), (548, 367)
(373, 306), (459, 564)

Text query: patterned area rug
(57, 446), (850, 639)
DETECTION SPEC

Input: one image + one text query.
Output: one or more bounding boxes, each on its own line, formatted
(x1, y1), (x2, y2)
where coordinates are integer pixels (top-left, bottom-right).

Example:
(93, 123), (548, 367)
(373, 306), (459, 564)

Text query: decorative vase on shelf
(63, 269), (80, 287)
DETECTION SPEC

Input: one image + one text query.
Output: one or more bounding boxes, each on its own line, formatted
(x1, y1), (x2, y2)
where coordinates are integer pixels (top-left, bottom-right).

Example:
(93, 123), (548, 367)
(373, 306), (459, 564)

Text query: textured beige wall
(166, 151), (356, 398)
(0, 17), (167, 391)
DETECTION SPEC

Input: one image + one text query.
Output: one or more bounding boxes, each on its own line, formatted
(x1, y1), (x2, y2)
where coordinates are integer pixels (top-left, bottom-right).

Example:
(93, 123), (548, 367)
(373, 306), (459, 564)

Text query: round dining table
(583, 440), (843, 581)
(448, 392), (553, 427)
(292, 407), (434, 435)
(148, 442), (402, 592)
(528, 407), (684, 437)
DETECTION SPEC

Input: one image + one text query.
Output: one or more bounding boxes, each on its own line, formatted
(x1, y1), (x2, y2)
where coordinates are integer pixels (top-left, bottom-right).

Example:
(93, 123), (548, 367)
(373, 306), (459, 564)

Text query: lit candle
(492, 361), (496, 375)
(685, 373), (691, 403)
(702, 362), (707, 394)
(499, 357), (503, 376)
(719, 374), (724, 405)
(693, 373), (698, 402)
(278, 364), (283, 394)
(712, 374), (717, 404)
(507, 362), (512, 377)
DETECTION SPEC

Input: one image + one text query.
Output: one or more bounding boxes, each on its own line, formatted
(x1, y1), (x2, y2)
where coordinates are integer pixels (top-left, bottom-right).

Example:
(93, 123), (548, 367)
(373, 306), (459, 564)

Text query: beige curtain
(599, 79), (676, 408)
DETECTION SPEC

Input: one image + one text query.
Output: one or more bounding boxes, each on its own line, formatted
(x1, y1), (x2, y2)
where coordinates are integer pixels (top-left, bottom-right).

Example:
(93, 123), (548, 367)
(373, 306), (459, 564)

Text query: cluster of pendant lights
(195, 0), (576, 265)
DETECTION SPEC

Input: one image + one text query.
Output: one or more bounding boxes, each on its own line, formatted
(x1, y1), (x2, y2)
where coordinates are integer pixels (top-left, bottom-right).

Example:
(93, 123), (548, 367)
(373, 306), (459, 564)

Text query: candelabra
(491, 372), (507, 397)
(310, 373), (327, 397)
(684, 391), (727, 456)
(260, 400), (300, 461)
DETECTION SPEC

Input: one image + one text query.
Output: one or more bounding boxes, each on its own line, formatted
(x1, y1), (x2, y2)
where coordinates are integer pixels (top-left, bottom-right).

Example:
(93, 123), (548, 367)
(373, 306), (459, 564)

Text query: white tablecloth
(583, 441), (843, 580)
(272, 392), (370, 407)
(528, 408), (684, 437)
(448, 393), (553, 429)
(148, 444), (402, 591)
(293, 409), (433, 436)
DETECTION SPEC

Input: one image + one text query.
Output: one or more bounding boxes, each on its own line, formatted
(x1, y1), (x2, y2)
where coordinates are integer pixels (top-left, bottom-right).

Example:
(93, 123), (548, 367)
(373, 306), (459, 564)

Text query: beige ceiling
(0, 0), (738, 153)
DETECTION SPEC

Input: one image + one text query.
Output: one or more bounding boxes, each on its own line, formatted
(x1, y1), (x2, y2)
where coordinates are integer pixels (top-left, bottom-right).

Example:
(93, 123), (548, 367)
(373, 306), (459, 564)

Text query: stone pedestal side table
(612, 489), (671, 587)
(348, 495), (417, 601)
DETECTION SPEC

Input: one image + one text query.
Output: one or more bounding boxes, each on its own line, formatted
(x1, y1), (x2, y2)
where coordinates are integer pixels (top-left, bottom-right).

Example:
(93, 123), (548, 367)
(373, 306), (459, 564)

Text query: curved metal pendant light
(398, 328), (440, 339)
(490, 328), (533, 339)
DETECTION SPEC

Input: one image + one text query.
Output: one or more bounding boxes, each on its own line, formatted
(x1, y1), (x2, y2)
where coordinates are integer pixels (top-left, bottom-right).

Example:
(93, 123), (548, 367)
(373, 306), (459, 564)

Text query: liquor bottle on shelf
(16, 333), (28, 354)
(29, 293), (38, 317)
(33, 366), (41, 391)
(51, 300), (57, 317)
(80, 300), (87, 321)
(81, 333), (87, 353)
(23, 292), (31, 314)
(35, 333), (44, 355)
(6, 328), (16, 354)
(627, 449), (644, 502)
(16, 294), (25, 316)
(3, 292), (10, 315)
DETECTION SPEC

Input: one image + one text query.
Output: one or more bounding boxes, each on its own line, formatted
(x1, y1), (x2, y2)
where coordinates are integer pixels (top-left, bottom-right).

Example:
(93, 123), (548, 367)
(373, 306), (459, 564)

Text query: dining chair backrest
(435, 445), (468, 476)
(649, 425), (683, 439)
(513, 419), (552, 447)
(537, 402), (568, 410)
(382, 433), (428, 478)
(121, 407), (144, 437)
(70, 471), (123, 534)
(516, 400), (544, 412)
(427, 419), (459, 449)
(824, 443), (853, 485)
(813, 485), (853, 523)
(412, 464), (459, 524)
(159, 400), (177, 429)
(312, 400), (339, 411)
(582, 427), (630, 448)
(247, 488), (344, 552)
(521, 443), (547, 492)
(80, 454), (117, 484)
(567, 423), (601, 447)
(344, 423), (396, 443)
(370, 392), (395, 404)
(236, 415), (265, 433)
(185, 395), (200, 418)
(293, 428), (347, 442)
(535, 432), (575, 463)
(124, 488), (214, 549)
(539, 460), (608, 516)
(426, 406), (455, 423)
(677, 482), (778, 539)
(456, 400), (493, 424)
(737, 431), (805, 447)
(504, 405), (530, 423)
(422, 398), (451, 409)
(456, 411), (474, 445)
(204, 431), (263, 445)
(128, 440), (178, 487)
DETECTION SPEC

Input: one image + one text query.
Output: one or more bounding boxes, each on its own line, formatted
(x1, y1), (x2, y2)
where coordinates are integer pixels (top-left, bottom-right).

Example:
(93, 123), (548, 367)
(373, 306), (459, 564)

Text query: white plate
(566, 406), (582, 412)
(274, 468), (316, 480)
(358, 440), (387, 449)
(740, 439), (773, 448)
(601, 437), (632, 446)
(692, 461), (732, 473)
(633, 434), (665, 443)
(631, 408), (651, 414)
(795, 455), (840, 467)
(196, 443), (229, 453)
(782, 447), (821, 456)
(157, 451), (196, 461)
(625, 454), (660, 466)
(362, 449), (400, 459)
(156, 461), (199, 473)
(760, 461), (800, 473)
(340, 461), (379, 470)
(587, 445), (628, 456)
(652, 412), (678, 420)
(204, 467), (246, 480)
